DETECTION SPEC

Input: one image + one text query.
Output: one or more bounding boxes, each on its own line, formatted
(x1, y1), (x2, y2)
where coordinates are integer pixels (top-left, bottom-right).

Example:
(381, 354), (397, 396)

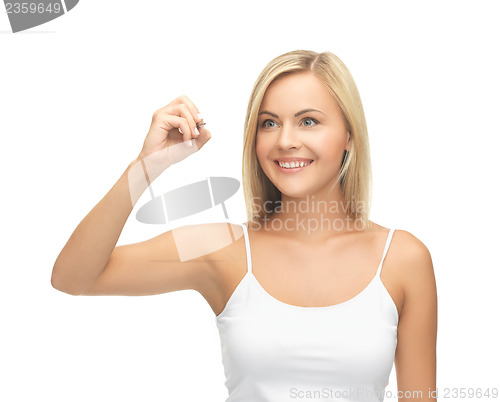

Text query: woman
(52, 50), (437, 402)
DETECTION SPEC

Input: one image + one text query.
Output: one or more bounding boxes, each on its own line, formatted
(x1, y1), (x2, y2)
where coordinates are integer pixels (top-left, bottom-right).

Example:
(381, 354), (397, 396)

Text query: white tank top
(215, 223), (398, 402)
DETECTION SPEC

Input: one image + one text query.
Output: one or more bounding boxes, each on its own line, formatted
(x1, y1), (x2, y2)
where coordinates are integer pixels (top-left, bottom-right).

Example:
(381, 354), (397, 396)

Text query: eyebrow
(258, 108), (326, 118)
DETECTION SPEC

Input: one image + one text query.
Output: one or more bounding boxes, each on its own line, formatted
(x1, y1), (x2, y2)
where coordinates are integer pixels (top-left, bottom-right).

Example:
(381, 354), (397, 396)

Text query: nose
(276, 124), (302, 150)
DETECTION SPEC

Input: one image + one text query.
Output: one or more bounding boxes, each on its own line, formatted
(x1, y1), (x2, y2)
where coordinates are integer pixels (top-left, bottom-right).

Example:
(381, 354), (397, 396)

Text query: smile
(274, 160), (314, 173)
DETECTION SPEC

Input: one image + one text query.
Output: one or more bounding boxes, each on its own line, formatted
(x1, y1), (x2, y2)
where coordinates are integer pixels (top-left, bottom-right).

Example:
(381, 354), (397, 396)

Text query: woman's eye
(262, 119), (277, 128)
(302, 117), (318, 127)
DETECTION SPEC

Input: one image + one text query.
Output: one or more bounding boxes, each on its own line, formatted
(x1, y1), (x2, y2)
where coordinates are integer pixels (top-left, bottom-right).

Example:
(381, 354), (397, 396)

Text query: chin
(274, 184), (313, 199)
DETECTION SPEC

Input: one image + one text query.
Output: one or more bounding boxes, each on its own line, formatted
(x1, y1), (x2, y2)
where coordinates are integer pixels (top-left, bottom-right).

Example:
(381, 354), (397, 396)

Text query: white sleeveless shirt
(215, 223), (398, 402)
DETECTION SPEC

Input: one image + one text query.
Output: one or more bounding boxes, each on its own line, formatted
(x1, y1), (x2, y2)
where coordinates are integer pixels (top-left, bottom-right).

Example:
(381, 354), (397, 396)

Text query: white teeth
(278, 160), (312, 168)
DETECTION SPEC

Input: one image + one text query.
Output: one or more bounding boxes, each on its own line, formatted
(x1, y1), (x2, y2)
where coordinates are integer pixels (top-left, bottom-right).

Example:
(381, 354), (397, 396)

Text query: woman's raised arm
(51, 95), (211, 295)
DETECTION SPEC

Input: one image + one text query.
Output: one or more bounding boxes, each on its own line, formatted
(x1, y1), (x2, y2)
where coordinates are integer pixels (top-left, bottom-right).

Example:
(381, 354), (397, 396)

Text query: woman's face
(256, 72), (351, 199)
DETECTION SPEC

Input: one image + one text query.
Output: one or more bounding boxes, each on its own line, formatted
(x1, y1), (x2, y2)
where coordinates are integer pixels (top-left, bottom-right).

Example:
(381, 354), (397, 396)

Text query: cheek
(255, 134), (270, 162)
(304, 136), (345, 163)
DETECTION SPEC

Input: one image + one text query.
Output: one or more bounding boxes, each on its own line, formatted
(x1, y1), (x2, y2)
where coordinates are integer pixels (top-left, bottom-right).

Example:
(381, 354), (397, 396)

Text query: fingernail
(185, 140), (192, 147)
(197, 113), (203, 121)
(195, 127), (200, 136)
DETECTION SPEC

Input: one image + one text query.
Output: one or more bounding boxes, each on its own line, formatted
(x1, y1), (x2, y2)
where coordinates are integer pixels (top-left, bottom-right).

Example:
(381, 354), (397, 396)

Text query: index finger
(155, 95), (204, 124)
(174, 95), (203, 124)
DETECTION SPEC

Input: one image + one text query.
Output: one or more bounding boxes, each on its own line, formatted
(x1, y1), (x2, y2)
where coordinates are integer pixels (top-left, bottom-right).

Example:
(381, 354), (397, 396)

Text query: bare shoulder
(391, 229), (436, 311)
(392, 229), (434, 274)
(367, 223), (433, 270)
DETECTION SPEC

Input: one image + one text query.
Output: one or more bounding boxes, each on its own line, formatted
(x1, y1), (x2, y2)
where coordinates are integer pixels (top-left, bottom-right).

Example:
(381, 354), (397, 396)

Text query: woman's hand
(135, 95), (211, 179)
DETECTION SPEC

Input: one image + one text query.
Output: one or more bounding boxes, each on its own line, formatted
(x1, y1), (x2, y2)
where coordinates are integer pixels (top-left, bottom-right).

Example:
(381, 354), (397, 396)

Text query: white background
(1, 0), (499, 400)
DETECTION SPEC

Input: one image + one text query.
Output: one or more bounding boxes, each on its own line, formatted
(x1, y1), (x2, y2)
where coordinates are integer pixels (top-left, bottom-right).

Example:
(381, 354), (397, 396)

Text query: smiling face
(256, 71), (351, 200)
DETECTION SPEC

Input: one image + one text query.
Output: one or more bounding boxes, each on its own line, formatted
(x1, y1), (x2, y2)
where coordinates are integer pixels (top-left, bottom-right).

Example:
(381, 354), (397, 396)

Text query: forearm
(51, 158), (151, 295)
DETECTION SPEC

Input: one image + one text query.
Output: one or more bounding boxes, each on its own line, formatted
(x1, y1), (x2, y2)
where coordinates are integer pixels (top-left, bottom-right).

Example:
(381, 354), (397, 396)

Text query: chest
(209, 228), (404, 319)
(251, 237), (381, 306)
(257, 229), (404, 307)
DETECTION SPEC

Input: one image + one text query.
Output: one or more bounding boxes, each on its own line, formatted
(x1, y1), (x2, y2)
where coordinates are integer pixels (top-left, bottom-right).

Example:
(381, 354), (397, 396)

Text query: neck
(259, 184), (364, 242)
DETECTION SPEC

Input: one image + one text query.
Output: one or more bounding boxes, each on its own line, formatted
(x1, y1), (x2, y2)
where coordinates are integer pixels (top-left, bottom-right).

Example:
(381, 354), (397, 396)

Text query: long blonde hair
(242, 50), (373, 231)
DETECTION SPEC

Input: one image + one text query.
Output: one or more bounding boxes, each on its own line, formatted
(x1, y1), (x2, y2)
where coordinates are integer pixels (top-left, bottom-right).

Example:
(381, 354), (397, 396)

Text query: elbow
(51, 267), (82, 296)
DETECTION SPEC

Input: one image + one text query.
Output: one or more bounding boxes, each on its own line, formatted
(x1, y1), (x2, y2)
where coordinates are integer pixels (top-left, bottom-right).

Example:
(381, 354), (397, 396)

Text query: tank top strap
(375, 228), (396, 278)
(240, 223), (253, 274)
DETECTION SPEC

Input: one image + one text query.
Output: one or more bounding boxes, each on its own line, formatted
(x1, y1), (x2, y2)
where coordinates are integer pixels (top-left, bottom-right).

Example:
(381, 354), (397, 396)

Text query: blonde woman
(52, 50), (437, 402)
